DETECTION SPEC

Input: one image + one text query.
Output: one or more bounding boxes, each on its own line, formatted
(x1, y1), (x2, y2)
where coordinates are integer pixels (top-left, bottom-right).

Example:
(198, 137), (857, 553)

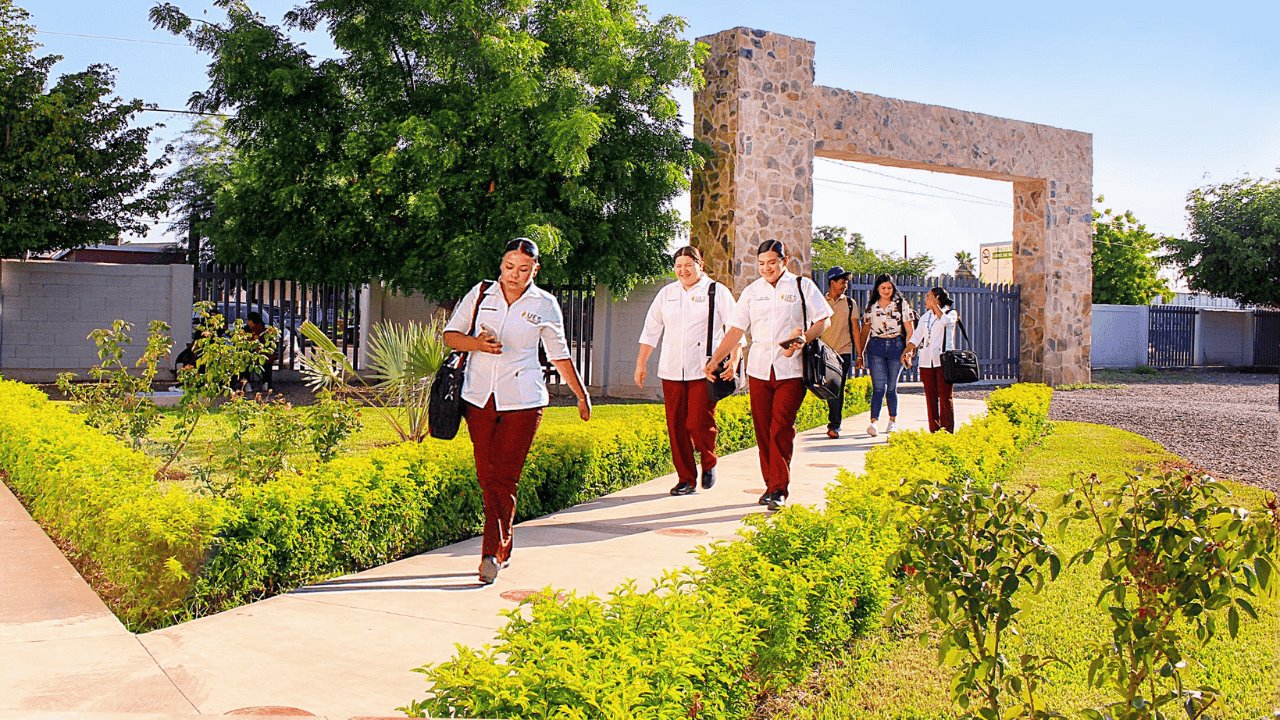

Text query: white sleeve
(713, 283), (745, 346)
(539, 296), (572, 361)
(728, 288), (752, 331)
(637, 285), (667, 348)
(802, 277), (834, 324)
(908, 318), (927, 347)
(444, 283), (484, 335)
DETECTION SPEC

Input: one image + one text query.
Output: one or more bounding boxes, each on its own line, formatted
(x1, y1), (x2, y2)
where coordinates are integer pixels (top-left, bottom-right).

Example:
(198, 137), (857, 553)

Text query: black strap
(706, 281), (716, 359)
(459, 280), (494, 367)
(846, 296), (855, 352)
(939, 311), (969, 352)
(797, 276), (808, 332)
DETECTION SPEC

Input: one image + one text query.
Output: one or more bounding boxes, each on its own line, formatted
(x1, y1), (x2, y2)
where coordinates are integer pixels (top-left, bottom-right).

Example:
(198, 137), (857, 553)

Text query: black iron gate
(193, 262), (363, 371)
(1148, 305), (1196, 368)
(1255, 310), (1280, 368)
(544, 285), (595, 386)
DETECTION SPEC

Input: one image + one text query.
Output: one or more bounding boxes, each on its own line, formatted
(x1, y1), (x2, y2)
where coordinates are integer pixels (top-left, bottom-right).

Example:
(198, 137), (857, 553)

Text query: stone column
(692, 27), (817, 293)
(1013, 177), (1093, 385)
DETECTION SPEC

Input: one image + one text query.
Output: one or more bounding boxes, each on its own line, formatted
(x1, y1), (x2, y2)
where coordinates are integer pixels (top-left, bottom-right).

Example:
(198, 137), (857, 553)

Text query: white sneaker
(866, 422), (879, 437)
(886, 421), (897, 434)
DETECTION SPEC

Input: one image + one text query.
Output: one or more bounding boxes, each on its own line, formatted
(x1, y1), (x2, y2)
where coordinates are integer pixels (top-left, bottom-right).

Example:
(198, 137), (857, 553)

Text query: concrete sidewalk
(1, 395), (986, 718)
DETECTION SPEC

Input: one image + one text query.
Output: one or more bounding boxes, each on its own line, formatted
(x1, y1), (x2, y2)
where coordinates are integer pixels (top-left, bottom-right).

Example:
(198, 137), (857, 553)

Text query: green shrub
(0, 379), (230, 629)
(407, 577), (763, 720)
(987, 383), (1052, 447)
(409, 382), (1052, 718)
(0, 373), (874, 628)
(696, 504), (893, 687)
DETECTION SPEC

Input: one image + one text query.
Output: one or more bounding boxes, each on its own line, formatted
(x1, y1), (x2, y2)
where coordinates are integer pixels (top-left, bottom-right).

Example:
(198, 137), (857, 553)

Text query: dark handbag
(428, 280), (492, 440)
(798, 277), (844, 401)
(706, 281), (740, 403)
(940, 317), (981, 385)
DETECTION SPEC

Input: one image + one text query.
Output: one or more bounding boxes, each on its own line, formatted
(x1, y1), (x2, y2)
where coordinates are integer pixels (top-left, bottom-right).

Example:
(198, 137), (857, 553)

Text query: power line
(819, 155), (1008, 203)
(814, 175), (1013, 206)
(35, 29), (190, 47)
(139, 107), (234, 117)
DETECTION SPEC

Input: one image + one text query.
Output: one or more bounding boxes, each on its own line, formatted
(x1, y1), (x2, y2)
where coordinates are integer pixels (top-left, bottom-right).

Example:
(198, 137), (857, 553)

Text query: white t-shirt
(638, 275), (739, 382)
(908, 308), (959, 368)
(444, 281), (572, 411)
(728, 271), (833, 381)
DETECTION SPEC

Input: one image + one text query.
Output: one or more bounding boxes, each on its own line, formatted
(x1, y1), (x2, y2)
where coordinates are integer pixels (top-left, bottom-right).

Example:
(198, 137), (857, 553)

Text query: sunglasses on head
(504, 237), (540, 260)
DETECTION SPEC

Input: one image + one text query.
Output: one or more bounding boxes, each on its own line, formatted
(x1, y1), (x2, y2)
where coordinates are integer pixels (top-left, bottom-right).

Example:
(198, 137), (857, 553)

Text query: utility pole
(903, 234), (908, 259)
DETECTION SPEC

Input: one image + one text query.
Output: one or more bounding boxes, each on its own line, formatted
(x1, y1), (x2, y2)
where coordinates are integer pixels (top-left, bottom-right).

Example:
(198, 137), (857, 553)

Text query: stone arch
(691, 27), (1093, 385)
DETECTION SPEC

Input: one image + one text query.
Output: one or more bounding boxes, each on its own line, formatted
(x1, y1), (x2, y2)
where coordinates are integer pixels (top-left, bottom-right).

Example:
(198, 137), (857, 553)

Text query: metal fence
(1255, 310), (1280, 368)
(193, 262), (363, 371)
(544, 285), (596, 386)
(1147, 305), (1196, 368)
(815, 271), (1021, 383)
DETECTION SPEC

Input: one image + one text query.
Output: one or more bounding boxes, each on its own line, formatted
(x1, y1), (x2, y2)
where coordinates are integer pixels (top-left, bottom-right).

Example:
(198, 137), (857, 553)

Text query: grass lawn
(772, 421), (1280, 720)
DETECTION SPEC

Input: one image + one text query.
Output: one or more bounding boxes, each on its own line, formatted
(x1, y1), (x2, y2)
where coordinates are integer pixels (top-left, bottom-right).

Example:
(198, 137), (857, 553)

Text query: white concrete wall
(1196, 309), (1254, 366)
(0, 260), (193, 383)
(589, 281), (664, 400)
(1091, 304), (1149, 369)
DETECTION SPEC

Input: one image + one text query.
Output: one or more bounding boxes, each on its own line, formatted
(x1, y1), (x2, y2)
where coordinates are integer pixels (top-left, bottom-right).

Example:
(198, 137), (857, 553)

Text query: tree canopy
(0, 0), (167, 257)
(152, 0), (707, 301)
(1091, 198), (1174, 305)
(1165, 176), (1280, 307)
(811, 225), (935, 278)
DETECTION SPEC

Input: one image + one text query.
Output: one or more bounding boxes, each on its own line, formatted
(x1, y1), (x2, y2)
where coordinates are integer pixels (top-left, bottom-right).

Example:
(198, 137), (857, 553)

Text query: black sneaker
(670, 482), (696, 496)
(758, 490), (772, 506)
(700, 466), (716, 490)
(766, 492), (787, 512)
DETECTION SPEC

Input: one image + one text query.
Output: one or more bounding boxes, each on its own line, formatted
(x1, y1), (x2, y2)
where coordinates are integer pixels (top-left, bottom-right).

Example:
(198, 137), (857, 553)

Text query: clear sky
(22, 0), (1280, 277)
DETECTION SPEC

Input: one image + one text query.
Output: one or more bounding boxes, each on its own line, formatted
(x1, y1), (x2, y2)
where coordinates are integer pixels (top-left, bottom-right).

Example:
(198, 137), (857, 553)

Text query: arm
(634, 287), (666, 385)
(442, 284), (502, 354)
(635, 343), (656, 387)
(706, 325), (746, 378)
(444, 330), (502, 354)
(551, 358), (592, 421)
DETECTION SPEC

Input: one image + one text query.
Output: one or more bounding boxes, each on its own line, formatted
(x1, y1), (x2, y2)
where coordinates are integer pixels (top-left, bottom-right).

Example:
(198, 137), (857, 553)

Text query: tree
(812, 225), (935, 278)
(151, 0), (706, 301)
(953, 251), (976, 280)
(1091, 198), (1174, 305)
(1165, 176), (1280, 307)
(155, 115), (234, 262)
(0, 0), (167, 257)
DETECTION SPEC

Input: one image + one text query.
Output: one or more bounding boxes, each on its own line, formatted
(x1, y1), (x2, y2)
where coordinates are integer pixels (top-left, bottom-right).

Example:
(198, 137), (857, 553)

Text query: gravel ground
(929, 370), (1280, 494)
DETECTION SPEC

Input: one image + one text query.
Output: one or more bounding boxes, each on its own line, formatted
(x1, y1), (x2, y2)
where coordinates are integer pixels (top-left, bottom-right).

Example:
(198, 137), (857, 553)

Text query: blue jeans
(866, 336), (904, 420)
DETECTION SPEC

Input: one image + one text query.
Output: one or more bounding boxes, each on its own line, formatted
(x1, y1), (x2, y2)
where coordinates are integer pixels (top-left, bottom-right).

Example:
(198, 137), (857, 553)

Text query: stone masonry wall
(691, 26), (1094, 384)
(692, 28), (817, 291)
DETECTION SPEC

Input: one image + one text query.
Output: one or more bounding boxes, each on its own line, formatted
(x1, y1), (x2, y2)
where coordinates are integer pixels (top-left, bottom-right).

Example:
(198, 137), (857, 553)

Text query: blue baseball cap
(825, 266), (851, 284)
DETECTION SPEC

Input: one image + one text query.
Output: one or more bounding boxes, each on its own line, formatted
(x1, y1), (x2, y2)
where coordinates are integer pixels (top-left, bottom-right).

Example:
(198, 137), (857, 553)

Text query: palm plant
(298, 316), (451, 442)
(954, 250), (977, 280)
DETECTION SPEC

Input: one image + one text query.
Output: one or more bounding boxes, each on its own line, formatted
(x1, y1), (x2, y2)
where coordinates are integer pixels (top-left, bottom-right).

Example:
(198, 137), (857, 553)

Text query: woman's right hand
(475, 330), (503, 354)
(634, 365), (647, 387)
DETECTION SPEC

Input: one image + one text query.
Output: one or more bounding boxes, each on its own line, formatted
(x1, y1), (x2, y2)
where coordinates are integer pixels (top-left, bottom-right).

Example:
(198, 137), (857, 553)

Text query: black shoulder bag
(428, 280), (493, 440)
(706, 282), (740, 403)
(940, 314), (981, 385)
(798, 277), (844, 400)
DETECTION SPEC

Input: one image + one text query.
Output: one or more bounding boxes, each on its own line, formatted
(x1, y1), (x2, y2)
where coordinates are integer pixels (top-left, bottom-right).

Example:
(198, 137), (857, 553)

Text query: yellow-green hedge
(410, 384), (1054, 719)
(0, 376), (871, 629)
(0, 380), (230, 628)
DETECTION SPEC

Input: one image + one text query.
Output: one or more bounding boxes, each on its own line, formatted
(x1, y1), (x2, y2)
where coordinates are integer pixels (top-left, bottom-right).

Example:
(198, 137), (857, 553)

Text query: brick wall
(0, 260), (193, 383)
